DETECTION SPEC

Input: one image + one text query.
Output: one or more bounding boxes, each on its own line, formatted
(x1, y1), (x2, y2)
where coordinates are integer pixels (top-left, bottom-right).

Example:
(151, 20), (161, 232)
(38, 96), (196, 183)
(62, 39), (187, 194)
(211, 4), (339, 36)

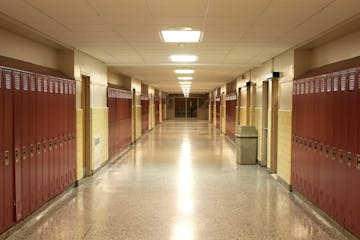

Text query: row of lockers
(0, 67), (76, 234)
(226, 92), (237, 141)
(107, 88), (132, 159)
(291, 67), (360, 238)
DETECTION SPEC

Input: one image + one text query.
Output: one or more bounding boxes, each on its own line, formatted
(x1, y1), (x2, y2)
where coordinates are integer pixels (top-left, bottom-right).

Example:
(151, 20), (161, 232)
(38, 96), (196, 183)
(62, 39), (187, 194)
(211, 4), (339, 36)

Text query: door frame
(81, 75), (91, 177)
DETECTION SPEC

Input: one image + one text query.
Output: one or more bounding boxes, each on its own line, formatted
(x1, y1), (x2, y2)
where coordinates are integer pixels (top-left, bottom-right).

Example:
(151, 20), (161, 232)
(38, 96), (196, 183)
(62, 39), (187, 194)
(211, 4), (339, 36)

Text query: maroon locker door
(54, 78), (60, 194)
(108, 88), (113, 158)
(35, 75), (43, 207)
(71, 81), (76, 183)
(298, 80), (305, 195)
(20, 72), (31, 218)
(58, 79), (64, 190)
(318, 75), (327, 212)
(324, 74), (335, 217)
(29, 73), (37, 213)
(216, 97), (220, 129)
(225, 93), (236, 142)
(162, 98), (166, 121)
(65, 80), (70, 186)
(0, 68), (16, 233)
(333, 70), (348, 224)
(155, 97), (160, 125)
(42, 77), (50, 201)
(345, 68), (360, 237)
(141, 95), (149, 135)
(311, 77), (319, 205)
(48, 78), (55, 197)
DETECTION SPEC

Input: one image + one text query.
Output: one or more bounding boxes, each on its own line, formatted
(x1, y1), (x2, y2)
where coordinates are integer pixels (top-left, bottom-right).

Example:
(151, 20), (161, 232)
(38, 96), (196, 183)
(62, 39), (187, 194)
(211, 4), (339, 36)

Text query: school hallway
(6, 120), (351, 240)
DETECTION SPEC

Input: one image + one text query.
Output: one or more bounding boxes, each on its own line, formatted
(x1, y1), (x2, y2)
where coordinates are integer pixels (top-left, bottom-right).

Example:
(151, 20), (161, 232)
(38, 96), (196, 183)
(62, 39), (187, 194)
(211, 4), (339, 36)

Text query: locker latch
(30, 144), (34, 157)
(332, 148), (336, 161)
(309, 142), (313, 151)
(347, 152), (352, 167)
(4, 151), (10, 166)
(22, 147), (27, 160)
(319, 144), (323, 155)
(325, 146), (329, 158)
(357, 155), (360, 169)
(304, 141), (308, 150)
(49, 140), (53, 151)
(339, 150), (344, 163)
(43, 141), (47, 152)
(15, 149), (19, 162)
(313, 143), (317, 152)
(54, 138), (58, 149)
(37, 143), (41, 155)
(60, 137), (63, 147)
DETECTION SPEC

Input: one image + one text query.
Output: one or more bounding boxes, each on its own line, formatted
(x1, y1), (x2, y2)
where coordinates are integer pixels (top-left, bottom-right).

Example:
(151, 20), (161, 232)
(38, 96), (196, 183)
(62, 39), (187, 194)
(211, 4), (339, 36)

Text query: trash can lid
(236, 126), (258, 137)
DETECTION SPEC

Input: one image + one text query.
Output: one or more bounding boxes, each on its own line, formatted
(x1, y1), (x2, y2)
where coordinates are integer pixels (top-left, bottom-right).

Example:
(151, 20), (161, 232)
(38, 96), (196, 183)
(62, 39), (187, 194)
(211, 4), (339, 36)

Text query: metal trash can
(236, 126), (258, 165)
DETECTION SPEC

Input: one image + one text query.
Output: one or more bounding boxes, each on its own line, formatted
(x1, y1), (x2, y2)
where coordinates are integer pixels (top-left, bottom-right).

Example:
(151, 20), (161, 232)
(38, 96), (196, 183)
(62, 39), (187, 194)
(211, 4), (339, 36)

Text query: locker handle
(37, 143), (41, 154)
(357, 155), (360, 169)
(313, 143), (317, 152)
(30, 144), (34, 157)
(49, 140), (53, 150)
(15, 149), (19, 162)
(347, 152), (352, 167)
(43, 141), (47, 152)
(54, 138), (58, 149)
(60, 137), (63, 147)
(339, 150), (344, 163)
(325, 146), (329, 158)
(332, 148), (336, 161)
(309, 142), (312, 150)
(4, 151), (10, 166)
(22, 147), (27, 160)
(319, 144), (323, 155)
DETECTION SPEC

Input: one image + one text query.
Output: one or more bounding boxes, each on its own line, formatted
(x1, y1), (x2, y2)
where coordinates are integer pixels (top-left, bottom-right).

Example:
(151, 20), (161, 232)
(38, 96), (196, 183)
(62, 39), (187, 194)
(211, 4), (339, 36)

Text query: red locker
(155, 97), (160, 125)
(345, 67), (360, 237)
(20, 71), (31, 218)
(42, 76), (50, 201)
(71, 81), (76, 183)
(54, 78), (60, 194)
(318, 75), (327, 212)
(58, 79), (65, 190)
(35, 75), (43, 207)
(0, 68), (16, 232)
(216, 97), (220, 129)
(141, 95), (149, 135)
(48, 77), (55, 197)
(29, 73), (37, 213)
(64, 80), (70, 186)
(225, 92), (236, 141)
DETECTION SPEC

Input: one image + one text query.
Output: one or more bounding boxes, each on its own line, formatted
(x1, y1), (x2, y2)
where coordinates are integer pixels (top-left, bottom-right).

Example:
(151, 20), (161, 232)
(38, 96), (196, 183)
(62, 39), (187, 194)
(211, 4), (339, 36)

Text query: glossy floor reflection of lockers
(7, 120), (354, 240)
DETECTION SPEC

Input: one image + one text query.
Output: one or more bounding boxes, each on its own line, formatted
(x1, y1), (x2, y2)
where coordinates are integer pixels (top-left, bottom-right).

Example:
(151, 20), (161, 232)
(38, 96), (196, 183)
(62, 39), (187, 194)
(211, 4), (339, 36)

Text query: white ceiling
(0, 0), (359, 93)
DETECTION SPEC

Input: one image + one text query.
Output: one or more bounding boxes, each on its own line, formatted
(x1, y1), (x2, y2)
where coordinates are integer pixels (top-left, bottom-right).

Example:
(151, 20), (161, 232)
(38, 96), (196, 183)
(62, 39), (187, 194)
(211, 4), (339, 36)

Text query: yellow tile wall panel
(91, 107), (109, 171)
(277, 110), (292, 184)
(76, 109), (84, 180)
(240, 107), (247, 125)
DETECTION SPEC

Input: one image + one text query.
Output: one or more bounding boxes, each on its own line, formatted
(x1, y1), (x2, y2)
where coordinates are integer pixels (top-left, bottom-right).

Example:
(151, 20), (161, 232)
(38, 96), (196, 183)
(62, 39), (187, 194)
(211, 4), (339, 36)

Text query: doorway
(175, 98), (186, 118)
(81, 75), (91, 177)
(270, 78), (279, 173)
(261, 81), (269, 167)
(186, 98), (197, 118)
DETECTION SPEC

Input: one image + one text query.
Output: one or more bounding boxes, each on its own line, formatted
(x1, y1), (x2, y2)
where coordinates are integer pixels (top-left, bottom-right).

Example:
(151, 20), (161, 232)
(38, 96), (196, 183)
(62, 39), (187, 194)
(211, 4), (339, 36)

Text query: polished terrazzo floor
(7, 120), (354, 240)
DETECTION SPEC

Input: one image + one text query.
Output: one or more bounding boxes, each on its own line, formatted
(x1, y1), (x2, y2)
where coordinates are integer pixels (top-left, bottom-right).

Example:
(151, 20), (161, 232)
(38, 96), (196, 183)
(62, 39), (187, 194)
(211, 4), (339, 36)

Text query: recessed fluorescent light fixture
(175, 69), (194, 74)
(169, 55), (198, 63)
(161, 30), (201, 43)
(179, 81), (192, 85)
(178, 76), (193, 80)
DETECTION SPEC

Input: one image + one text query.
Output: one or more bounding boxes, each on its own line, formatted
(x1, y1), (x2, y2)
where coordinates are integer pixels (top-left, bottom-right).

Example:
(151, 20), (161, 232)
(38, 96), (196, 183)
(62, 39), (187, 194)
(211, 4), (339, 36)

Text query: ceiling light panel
(175, 69), (195, 74)
(161, 30), (201, 43)
(179, 81), (192, 85)
(178, 76), (193, 80)
(169, 55), (198, 63)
